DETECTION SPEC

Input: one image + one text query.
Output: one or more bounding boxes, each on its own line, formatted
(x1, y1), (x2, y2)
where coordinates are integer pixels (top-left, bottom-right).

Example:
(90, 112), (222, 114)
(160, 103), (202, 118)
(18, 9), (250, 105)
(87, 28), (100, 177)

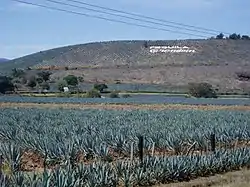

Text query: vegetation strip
(0, 102), (250, 110)
(1, 108), (250, 186)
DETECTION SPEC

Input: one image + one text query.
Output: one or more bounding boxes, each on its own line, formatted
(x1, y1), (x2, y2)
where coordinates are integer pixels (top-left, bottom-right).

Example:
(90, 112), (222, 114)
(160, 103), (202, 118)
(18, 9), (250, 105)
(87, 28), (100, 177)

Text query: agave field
(0, 108), (250, 186)
(0, 95), (250, 105)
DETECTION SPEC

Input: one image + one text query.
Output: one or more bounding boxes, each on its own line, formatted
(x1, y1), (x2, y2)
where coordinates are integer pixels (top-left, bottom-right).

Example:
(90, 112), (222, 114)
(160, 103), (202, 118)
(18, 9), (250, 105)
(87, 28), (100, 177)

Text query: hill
(0, 58), (9, 63)
(0, 39), (249, 93)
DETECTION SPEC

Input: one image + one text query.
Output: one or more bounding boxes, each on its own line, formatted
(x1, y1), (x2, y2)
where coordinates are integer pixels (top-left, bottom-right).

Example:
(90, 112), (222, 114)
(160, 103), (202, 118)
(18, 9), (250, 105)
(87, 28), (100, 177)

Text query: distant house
(63, 87), (69, 92)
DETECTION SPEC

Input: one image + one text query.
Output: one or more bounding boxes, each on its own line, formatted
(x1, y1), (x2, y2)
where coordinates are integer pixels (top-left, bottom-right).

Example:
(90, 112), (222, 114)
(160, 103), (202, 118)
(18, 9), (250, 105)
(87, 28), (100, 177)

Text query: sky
(1, 0), (249, 59)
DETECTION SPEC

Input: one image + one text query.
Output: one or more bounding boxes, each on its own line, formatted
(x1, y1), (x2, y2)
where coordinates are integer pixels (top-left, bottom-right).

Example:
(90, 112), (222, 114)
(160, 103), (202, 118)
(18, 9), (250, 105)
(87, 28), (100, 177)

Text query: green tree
(63, 75), (78, 86)
(37, 71), (52, 82)
(57, 80), (68, 92)
(0, 76), (14, 94)
(109, 91), (119, 98)
(27, 77), (37, 89)
(188, 82), (217, 98)
(36, 77), (44, 84)
(216, 33), (224, 39)
(241, 35), (250, 40)
(86, 89), (101, 98)
(93, 83), (108, 93)
(229, 33), (241, 40)
(78, 76), (84, 82)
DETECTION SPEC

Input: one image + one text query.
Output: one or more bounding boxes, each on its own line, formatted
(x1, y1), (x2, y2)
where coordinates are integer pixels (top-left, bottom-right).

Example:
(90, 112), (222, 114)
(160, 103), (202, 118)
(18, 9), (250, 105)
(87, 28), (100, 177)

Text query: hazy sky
(1, 0), (249, 59)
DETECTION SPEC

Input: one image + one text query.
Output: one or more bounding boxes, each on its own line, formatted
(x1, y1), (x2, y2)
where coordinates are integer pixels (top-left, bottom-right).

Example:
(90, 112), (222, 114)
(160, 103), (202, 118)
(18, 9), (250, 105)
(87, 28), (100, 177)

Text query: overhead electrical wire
(61, 0), (230, 35)
(45, 0), (216, 36)
(10, 0), (209, 38)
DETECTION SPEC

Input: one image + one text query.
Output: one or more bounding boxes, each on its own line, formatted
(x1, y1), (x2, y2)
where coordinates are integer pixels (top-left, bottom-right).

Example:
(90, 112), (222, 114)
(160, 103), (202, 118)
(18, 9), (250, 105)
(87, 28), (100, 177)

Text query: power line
(10, 0), (209, 38)
(60, 0), (230, 35)
(45, 0), (215, 36)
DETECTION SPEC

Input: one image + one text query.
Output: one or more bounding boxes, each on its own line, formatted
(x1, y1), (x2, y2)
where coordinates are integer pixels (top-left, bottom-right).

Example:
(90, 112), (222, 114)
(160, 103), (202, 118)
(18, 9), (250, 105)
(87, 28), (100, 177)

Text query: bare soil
(1, 102), (250, 111)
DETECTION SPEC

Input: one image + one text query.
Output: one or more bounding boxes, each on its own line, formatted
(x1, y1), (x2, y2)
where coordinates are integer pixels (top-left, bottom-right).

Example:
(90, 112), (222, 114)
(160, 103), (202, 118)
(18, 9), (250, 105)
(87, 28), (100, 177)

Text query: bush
(122, 94), (131, 98)
(229, 33), (241, 40)
(93, 83), (108, 93)
(63, 75), (78, 86)
(27, 77), (37, 89)
(0, 76), (14, 94)
(188, 82), (217, 98)
(236, 72), (250, 81)
(109, 91), (119, 98)
(216, 33), (224, 39)
(78, 76), (84, 82)
(37, 71), (52, 82)
(241, 35), (250, 40)
(86, 89), (101, 98)
(57, 80), (68, 92)
(40, 82), (50, 90)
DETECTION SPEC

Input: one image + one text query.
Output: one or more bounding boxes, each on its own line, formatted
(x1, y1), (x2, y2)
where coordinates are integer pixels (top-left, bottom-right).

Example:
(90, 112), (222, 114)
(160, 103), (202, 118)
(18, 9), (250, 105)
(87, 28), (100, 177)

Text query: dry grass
(154, 169), (250, 187)
(0, 102), (250, 111)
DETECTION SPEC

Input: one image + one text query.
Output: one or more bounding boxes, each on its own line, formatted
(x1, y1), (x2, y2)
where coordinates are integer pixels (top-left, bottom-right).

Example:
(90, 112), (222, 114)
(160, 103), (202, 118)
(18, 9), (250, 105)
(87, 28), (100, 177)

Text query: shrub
(216, 33), (224, 39)
(57, 80), (68, 92)
(241, 35), (250, 40)
(86, 89), (101, 98)
(109, 91), (119, 98)
(27, 76), (37, 89)
(229, 33), (241, 40)
(37, 71), (52, 82)
(78, 76), (84, 82)
(188, 82), (217, 98)
(0, 76), (14, 94)
(93, 83), (108, 93)
(40, 82), (50, 90)
(122, 94), (131, 98)
(236, 72), (250, 81)
(63, 75), (78, 86)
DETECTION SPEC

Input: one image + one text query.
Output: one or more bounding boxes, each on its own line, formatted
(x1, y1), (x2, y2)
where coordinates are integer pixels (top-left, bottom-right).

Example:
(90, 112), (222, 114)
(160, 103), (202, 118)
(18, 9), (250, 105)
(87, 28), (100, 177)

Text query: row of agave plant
(1, 108), (250, 163)
(1, 147), (250, 186)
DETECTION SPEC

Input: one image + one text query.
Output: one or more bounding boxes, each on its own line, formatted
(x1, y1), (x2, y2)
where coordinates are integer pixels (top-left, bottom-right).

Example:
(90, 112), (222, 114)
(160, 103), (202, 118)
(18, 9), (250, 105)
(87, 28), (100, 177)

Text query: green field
(1, 108), (250, 186)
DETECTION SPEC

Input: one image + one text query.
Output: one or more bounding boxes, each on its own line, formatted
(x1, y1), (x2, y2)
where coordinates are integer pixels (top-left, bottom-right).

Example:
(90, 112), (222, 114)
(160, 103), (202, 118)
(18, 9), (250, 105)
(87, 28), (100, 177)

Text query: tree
(236, 71), (250, 81)
(41, 82), (50, 90)
(27, 77), (37, 89)
(37, 71), (52, 82)
(57, 80), (68, 92)
(0, 76), (14, 94)
(11, 68), (25, 78)
(63, 75), (78, 86)
(86, 89), (101, 98)
(36, 77), (44, 84)
(93, 83), (108, 93)
(216, 33), (224, 39)
(109, 91), (119, 98)
(229, 33), (241, 40)
(188, 82), (217, 98)
(143, 41), (148, 48)
(241, 35), (250, 40)
(78, 76), (84, 83)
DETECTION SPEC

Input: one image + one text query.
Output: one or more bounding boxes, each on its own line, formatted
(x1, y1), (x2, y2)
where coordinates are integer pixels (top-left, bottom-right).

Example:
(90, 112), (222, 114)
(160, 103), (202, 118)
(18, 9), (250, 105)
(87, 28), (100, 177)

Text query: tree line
(215, 33), (250, 40)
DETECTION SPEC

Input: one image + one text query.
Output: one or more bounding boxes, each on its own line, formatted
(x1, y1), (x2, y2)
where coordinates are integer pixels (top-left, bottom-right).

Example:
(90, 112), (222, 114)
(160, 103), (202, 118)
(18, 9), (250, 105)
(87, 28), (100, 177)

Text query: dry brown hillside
(1, 39), (250, 93)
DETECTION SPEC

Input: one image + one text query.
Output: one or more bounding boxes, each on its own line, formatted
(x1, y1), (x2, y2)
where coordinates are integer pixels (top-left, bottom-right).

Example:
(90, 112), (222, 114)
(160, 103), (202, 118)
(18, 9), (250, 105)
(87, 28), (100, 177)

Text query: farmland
(0, 95), (250, 105)
(1, 107), (250, 186)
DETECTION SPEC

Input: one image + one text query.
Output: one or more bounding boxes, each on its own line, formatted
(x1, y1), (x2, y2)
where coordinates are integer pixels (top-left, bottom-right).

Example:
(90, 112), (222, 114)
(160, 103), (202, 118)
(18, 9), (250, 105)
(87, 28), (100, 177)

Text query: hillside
(0, 39), (250, 93)
(0, 58), (9, 63)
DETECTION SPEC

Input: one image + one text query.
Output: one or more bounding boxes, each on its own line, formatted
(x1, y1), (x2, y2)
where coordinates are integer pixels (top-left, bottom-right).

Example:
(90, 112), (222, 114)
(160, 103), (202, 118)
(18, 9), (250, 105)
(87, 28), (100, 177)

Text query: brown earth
(1, 102), (250, 111)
